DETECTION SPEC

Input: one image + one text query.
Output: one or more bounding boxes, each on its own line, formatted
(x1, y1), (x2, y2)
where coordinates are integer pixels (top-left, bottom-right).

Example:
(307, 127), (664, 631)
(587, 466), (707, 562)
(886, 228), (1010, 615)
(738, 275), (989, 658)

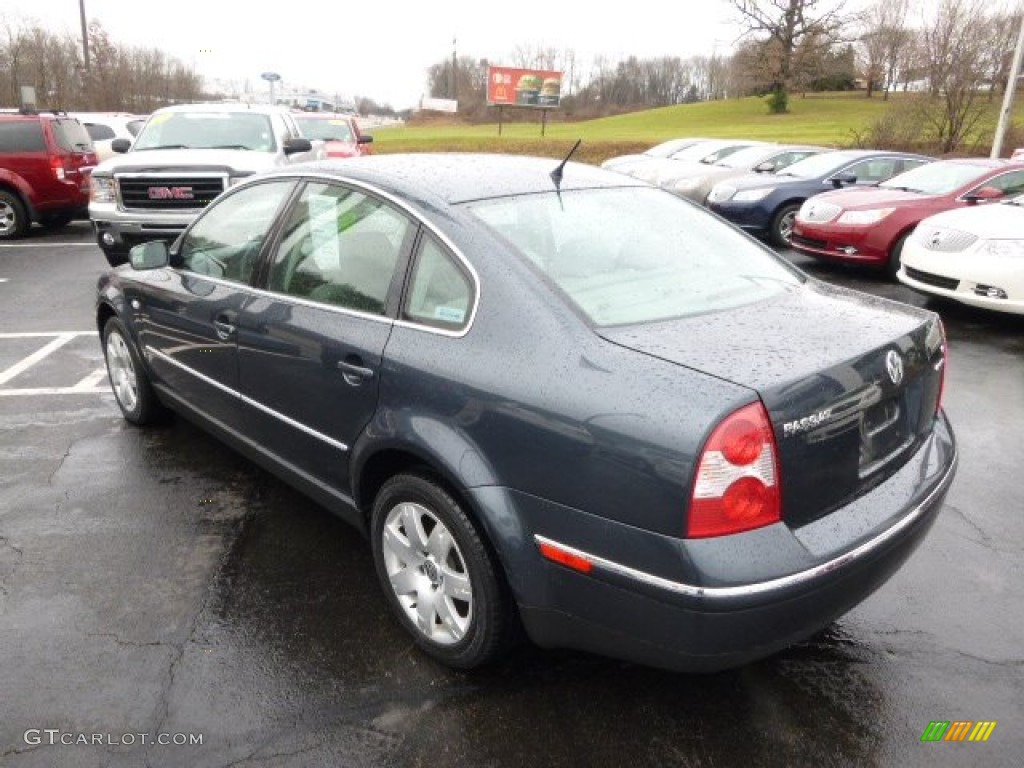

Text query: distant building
(202, 76), (355, 112)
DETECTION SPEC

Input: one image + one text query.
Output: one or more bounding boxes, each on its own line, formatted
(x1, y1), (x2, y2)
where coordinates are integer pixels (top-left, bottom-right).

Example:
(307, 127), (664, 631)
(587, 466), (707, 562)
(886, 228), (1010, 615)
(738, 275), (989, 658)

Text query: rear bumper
(482, 412), (956, 672)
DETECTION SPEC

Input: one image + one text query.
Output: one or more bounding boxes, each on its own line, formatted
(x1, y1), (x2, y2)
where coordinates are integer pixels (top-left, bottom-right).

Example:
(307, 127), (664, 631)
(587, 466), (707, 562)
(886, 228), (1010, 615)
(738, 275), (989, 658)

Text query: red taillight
(538, 540), (593, 574)
(687, 401), (781, 538)
(51, 155), (66, 180)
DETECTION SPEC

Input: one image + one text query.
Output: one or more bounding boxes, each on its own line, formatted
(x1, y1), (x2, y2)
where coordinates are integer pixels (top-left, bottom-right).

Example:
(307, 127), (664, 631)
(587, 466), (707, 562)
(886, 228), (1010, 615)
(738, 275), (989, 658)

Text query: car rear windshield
(879, 161), (994, 195)
(295, 117), (354, 143)
(52, 119), (94, 152)
(465, 187), (803, 327)
(132, 112), (276, 152)
(0, 121), (46, 152)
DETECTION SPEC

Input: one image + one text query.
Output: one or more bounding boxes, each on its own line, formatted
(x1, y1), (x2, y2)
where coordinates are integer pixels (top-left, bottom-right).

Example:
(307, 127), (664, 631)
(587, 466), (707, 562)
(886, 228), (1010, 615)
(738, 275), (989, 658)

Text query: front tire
(102, 316), (166, 425)
(887, 232), (910, 280)
(770, 203), (801, 248)
(370, 473), (511, 669)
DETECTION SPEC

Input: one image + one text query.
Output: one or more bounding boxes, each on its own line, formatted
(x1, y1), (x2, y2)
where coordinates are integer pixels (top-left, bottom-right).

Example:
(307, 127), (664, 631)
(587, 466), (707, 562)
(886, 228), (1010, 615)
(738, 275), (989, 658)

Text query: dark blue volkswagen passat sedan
(96, 154), (956, 672)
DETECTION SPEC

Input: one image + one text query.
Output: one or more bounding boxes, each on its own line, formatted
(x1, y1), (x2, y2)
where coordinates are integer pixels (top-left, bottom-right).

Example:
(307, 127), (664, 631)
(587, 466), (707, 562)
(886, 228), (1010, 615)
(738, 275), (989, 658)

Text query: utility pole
(451, 36), (457, 103)
(992, 12), (1024, 158)
(78, 0), (90, 70)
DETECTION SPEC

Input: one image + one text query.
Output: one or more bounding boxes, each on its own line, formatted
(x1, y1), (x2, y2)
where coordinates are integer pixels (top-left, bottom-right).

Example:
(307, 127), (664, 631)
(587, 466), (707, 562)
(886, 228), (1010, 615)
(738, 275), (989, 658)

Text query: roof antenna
(550, 139), (582, 188)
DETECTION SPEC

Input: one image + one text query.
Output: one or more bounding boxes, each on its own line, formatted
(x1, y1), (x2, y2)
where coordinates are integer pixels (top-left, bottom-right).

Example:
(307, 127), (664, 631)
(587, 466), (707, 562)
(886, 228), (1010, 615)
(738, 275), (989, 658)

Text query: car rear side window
(179, 181), (295, 284)
(0, 121), (46, 152)
(51, 119), (93, 152)
(84, 123), (116, 141)
(467, 187), (802, 327)
(403, 234), (473, 329)
(268, 182), (413, 315)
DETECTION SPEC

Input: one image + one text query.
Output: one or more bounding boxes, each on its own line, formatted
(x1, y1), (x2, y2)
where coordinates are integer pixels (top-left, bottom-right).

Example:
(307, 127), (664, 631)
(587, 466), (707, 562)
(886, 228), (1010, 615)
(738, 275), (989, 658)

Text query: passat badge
(886, 350), (904, 385)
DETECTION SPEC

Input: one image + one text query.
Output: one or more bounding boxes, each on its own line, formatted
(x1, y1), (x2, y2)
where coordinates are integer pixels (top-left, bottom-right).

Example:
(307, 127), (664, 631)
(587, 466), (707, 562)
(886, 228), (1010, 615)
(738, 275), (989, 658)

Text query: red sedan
(790, 158), (1024, 277)
(293, 113), (373, 158)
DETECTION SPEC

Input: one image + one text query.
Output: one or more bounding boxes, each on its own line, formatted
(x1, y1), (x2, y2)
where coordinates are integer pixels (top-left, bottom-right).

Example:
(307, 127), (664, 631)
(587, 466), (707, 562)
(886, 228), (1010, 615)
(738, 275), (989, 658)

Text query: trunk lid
(599, 280), (945, 528)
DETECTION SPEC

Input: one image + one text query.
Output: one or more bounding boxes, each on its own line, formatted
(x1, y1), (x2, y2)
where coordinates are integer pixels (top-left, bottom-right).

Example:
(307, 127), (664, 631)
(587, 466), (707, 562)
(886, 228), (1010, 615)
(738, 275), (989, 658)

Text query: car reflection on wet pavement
(0, 230), (1021, 767)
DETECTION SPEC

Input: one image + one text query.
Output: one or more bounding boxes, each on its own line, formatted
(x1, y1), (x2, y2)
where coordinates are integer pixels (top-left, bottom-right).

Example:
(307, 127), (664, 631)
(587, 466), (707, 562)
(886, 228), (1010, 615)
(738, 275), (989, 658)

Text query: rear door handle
(337, 358), (375, 385)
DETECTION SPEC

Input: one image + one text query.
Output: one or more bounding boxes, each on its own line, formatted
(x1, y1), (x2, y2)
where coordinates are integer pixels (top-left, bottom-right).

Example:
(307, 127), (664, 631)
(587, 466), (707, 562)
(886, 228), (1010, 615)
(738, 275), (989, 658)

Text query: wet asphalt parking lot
(0, 222), (1021, 768)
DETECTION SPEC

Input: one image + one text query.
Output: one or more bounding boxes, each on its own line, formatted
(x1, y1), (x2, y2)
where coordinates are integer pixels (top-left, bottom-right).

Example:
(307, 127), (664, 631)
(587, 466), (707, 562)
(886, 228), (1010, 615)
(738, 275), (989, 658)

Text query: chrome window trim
(533, 448), (956, 602)
(231, 171), (482, 338)
(146, 345), (349, 452)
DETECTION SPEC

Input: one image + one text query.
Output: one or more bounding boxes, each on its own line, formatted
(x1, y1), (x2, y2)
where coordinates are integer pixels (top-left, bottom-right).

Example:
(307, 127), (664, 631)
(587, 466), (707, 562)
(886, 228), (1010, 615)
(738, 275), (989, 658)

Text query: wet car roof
(281, 153), (646, 205)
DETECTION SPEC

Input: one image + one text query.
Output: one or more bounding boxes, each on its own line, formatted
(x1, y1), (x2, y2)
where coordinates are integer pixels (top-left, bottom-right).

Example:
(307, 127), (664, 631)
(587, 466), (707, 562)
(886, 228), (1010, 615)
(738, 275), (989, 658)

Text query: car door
(137, 179), (296, 433)
(235, 180), (416, 494)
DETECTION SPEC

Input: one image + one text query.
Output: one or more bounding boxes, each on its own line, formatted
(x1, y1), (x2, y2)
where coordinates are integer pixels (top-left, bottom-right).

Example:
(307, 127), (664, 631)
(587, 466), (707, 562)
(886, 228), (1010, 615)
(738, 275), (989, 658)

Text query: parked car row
(0, 106), (372, 245)
(605, 138), (1024, 313)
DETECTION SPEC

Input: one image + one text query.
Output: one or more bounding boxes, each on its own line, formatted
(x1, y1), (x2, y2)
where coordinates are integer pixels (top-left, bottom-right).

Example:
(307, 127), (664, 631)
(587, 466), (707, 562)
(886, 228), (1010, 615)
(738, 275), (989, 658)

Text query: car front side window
(268, 182), (413, 315)
(178, 181), (295, 283)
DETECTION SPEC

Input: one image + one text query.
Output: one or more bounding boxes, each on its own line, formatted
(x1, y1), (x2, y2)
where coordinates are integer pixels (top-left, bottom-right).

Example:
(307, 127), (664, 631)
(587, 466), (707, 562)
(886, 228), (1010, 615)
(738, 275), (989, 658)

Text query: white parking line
(0, 331), (108, 396)
(0, 334), (78, 386)
(0, 243), (94, 248)
(0, 332), (98, 339)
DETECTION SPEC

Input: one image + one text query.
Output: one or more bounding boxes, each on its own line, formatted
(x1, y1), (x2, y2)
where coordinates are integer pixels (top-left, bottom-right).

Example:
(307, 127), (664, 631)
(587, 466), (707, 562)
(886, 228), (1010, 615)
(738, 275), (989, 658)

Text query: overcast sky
(1, 0), (952, 109)
(0, 0), (769, 108)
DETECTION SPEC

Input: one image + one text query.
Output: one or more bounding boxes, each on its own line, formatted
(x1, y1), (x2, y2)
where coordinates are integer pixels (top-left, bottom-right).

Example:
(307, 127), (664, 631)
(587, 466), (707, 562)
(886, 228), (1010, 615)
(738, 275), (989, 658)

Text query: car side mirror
(129, 240), (170, 270)
(964, 186), (1003, 205)
(830, 173), (857, 188)
(111, 138), (131, 154)
(283, 137), (313, 155)
(753, 161), (774, 173)
(357, 134), (373, 145)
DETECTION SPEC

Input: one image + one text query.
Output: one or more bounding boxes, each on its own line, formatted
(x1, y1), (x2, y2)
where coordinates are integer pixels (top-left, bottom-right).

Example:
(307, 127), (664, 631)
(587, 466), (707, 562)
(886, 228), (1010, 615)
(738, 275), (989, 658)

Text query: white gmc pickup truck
(89, 102), (323, 266)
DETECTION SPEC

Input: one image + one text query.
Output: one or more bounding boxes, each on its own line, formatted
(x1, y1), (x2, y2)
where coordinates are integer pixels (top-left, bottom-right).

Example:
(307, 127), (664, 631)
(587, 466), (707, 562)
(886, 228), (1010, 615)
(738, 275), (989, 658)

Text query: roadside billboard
(487, 66), (562, 108)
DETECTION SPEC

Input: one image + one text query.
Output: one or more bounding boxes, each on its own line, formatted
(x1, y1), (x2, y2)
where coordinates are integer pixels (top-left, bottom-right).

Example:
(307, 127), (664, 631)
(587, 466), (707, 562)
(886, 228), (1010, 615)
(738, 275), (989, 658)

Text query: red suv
(0, 111), (98, 239)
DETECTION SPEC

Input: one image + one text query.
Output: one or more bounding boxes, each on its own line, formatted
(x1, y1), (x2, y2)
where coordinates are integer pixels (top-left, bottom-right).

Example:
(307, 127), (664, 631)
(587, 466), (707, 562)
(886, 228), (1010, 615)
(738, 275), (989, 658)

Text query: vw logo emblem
(885, 350), (904, 386)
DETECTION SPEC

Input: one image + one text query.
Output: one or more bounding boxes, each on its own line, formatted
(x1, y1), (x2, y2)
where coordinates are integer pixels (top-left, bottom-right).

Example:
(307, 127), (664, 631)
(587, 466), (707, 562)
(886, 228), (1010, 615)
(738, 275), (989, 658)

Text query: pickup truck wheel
(371, 473), (511, 669)
(102, 317), (167, 425)
(0, 190), (29, 240)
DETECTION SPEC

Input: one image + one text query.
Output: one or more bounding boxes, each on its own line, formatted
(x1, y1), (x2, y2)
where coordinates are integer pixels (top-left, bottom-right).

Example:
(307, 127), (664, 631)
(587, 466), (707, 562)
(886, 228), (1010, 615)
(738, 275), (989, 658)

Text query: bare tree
(857, 0), (910, 98)
(919, 0), (994, 152)
(728, 0), (850, 112)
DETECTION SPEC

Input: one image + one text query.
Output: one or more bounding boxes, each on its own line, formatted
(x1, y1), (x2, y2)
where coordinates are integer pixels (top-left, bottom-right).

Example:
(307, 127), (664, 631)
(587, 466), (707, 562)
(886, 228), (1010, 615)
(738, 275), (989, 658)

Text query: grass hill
(370, 92), (1023, 164)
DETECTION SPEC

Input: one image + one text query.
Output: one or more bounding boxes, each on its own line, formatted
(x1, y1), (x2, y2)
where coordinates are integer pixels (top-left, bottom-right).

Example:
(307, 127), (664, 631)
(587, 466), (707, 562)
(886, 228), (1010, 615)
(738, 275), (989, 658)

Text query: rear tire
(887, 232), (910, 281)
(370, 472), (512, 669)
(0, 190), (29, 240)
(102, 317), (166, 425)
(770, 203), (800, 248)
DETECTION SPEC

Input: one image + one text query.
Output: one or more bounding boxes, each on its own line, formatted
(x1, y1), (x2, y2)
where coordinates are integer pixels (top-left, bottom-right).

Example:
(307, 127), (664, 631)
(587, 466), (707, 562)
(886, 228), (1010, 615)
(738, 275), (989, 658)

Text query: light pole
(991, 13), (1024, 158)
(78, 0), (90, 70)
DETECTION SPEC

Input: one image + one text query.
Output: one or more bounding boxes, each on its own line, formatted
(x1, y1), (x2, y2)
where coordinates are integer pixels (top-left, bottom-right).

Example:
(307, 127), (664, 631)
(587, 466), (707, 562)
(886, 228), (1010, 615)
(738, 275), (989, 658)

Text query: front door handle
(213, 311), (237, 340)
(337, 358), (375, 385)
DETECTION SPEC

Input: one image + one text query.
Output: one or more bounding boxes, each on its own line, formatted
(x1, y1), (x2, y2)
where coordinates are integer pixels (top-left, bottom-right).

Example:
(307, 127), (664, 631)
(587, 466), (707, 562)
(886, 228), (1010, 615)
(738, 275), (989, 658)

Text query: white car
(70, 112), (147, 160)
(898, 195), (1024, 314)
(601, 137), (708, 174)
